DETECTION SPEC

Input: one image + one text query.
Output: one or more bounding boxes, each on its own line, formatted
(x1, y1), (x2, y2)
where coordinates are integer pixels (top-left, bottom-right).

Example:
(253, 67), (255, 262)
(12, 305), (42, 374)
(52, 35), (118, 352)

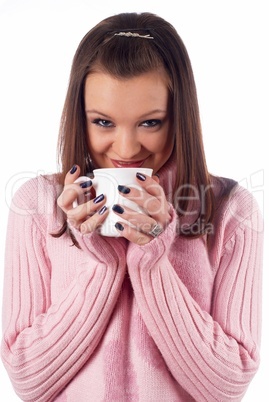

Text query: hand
(57, 165), (109, 234)
(113, 172), (171, 245)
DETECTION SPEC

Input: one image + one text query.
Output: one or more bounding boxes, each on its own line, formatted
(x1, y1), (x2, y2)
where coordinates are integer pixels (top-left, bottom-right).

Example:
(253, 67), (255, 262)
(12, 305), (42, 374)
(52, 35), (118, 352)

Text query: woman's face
(84, 69), (174, 173)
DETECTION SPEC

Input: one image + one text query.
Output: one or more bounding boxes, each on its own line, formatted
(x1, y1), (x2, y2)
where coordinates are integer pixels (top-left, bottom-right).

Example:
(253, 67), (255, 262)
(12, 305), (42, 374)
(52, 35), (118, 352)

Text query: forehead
(84, 69), (170, 114)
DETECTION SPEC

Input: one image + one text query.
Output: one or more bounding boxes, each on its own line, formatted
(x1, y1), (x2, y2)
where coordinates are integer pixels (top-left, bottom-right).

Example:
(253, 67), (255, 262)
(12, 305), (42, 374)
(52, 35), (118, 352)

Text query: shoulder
(10, 173), (62, 217)
(211, 176), (263, 241)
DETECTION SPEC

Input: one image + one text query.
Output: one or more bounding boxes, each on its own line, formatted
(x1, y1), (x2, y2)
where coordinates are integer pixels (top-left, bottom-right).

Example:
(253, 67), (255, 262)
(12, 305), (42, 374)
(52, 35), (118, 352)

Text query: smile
(110, 159), (146, 168)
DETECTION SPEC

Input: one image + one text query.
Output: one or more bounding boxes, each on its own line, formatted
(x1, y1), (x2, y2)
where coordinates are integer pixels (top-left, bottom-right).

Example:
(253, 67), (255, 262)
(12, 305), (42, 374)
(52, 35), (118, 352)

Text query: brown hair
(56, 12), (216, 238)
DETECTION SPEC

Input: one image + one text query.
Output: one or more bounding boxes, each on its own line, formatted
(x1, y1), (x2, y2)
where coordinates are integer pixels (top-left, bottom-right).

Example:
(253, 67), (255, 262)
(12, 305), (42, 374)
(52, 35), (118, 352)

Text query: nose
(113, 130), (142, 159)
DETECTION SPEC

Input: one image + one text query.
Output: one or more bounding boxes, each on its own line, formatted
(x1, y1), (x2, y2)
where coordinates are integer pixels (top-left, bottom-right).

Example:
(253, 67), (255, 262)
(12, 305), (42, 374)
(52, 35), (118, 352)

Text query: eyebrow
(85, 109), (167, 119)
(85, 110), (112, 119)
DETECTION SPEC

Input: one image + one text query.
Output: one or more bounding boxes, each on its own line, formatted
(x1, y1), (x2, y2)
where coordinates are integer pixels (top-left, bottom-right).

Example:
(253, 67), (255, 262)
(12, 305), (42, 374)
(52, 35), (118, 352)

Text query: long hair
(56, 12), (216, 238)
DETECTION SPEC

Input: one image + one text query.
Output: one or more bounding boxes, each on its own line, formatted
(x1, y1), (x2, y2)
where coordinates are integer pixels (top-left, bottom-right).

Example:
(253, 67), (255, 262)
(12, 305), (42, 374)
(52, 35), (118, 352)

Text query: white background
(0, 0), (268, 400)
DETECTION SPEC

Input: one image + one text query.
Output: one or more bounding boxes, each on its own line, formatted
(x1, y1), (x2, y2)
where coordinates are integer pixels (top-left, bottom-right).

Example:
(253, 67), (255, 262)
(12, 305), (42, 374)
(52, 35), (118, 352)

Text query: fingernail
(80, 180), (92, 188)
(136, 172), (146, 181)
(70, 165), (77, 174)
(94, 194), (104, 204)
(112, 204), (124, 214)
(98, 205), (107, 215)
(115, 222), (124, 231)
(118, 185), (130, 194)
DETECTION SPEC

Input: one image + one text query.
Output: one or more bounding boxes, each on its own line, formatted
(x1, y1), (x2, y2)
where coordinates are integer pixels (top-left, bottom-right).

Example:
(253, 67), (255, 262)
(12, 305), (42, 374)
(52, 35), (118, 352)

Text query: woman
(1, 12), (263, 402)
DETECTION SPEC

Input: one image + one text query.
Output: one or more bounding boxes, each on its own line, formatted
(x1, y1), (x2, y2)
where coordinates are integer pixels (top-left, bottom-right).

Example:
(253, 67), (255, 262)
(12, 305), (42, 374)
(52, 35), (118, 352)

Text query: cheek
(165, 135), (174, 153)
(150, 131), (173, 153)
(87, 131), (108, 153)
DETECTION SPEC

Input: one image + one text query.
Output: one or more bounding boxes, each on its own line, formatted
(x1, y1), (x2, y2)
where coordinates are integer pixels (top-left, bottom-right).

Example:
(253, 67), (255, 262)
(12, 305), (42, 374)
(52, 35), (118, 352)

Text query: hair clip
(114, 31), (154, 39)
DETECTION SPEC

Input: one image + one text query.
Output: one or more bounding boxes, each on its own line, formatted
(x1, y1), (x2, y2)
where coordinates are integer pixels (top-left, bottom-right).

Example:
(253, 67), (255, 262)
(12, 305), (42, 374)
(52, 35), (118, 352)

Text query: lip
(110, 159), (146, 168)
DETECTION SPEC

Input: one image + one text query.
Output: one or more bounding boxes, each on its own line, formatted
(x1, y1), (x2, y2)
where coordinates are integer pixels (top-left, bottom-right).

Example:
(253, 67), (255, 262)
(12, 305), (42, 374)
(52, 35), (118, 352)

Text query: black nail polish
(80, 180), (92, 188)
(115, 222), (124, 231)
(98, 205), (107, 215)
(118, 185), (130, 194)
(136, 172), (146, 181)
(112, 204), (124, 214)
(70, 165), (77, 174)
(94, 194), (104, 204)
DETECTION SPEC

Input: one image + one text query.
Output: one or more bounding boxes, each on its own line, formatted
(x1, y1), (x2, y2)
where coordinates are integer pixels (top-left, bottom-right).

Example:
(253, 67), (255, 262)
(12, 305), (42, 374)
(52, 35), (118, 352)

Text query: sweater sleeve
(1, 178), (126, 402)
(127, 190), (263, 402)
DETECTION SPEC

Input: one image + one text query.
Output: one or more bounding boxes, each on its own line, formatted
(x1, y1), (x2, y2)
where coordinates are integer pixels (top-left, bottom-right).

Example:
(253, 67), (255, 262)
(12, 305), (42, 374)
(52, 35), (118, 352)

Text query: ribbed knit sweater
(1, 160), (263, 402)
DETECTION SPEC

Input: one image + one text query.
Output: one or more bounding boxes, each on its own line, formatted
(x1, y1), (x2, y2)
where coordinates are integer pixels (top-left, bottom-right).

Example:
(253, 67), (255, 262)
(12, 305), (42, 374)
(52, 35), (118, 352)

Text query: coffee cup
(74, 167), (153, 236)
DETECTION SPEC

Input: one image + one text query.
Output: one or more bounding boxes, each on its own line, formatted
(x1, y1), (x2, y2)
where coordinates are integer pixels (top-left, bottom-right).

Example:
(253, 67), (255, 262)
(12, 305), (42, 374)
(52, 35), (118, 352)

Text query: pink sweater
(1, 161), (263, 402)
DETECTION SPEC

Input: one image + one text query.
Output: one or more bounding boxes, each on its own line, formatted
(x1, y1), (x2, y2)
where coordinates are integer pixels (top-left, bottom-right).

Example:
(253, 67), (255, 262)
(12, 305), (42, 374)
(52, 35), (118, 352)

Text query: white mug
(74, 167), (153, 236)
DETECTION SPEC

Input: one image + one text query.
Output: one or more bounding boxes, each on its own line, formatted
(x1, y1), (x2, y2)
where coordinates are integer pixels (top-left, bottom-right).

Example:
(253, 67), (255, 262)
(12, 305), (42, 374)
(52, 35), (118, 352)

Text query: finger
(80, 205), (109, 234)
(119, 175), (165, 208)
(118, 184), (169, 222)
(112, 204), (156, 234)
(136, 173), (163, 197)
(67, 194), (106, 223)
(114, 221), (152, 245)
(64, 165), (81, 185)
(57, 165), (82, 211)
(152, 174), (160, 184)
(135, 174), (170, 223)
(57, 179), (92, 211)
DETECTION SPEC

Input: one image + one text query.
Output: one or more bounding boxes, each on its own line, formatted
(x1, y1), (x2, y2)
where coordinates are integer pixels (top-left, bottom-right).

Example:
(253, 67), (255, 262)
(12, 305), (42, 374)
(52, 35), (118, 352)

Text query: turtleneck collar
(156, 153), (178, 203)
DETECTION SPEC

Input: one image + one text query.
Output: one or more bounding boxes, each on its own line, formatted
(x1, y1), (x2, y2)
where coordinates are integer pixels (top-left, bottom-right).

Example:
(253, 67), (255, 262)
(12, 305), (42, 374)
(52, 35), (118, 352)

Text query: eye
(92, 118), (114, 128)
(141, 119), (162, 128)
